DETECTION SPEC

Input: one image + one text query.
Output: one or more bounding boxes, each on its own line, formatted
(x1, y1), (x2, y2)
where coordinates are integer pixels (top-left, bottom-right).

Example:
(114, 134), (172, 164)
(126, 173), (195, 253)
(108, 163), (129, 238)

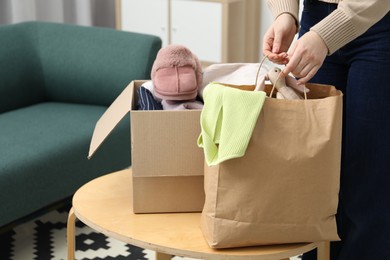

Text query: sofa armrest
(0, 22), (46, 113)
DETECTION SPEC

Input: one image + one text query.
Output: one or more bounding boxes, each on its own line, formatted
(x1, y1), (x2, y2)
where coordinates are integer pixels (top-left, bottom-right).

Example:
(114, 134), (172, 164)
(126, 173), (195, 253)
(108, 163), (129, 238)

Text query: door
(171, 0), (222, 63)
(121, 0), (169, 46)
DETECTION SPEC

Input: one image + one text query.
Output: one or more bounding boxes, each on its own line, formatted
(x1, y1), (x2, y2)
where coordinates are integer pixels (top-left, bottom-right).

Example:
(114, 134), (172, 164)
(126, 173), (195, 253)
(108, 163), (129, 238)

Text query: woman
(263, 0), (390, 259)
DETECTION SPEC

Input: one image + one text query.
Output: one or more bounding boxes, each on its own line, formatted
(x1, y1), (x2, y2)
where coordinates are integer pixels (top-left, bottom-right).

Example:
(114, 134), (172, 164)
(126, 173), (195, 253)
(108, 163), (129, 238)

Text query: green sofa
(0, 22), (161, 227)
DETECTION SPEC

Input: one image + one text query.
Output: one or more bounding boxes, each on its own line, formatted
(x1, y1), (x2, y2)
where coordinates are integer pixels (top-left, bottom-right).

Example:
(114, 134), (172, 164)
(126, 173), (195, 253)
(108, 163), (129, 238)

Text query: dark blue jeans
(300, 1), (390, 259)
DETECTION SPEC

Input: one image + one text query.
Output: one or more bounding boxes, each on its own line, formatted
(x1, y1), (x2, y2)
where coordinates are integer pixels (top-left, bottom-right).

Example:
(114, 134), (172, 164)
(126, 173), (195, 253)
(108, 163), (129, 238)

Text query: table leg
(317, 241), (330, 260)
(67, 207), (77, 260)
(156, 252), (172, 260)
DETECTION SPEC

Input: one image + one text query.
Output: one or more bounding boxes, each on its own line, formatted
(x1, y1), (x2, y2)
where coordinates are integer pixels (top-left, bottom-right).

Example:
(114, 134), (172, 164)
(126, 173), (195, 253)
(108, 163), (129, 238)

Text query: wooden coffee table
(67, 169), (329, 260)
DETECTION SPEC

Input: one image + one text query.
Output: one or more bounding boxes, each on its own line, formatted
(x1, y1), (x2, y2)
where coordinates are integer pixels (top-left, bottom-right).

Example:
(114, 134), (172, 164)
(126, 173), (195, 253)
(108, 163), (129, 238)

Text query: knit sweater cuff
(267, 0), (299, 30)
(310, 8), (357, 55)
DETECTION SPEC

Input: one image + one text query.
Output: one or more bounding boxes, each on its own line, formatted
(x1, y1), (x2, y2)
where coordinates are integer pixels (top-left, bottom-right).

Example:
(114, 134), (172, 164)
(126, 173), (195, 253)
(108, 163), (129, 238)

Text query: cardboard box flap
(88, 82), (135, 159)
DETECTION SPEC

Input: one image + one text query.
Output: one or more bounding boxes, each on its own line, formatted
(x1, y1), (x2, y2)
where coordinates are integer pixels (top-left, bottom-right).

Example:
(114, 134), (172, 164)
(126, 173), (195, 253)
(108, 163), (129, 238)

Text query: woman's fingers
(281, 31), (328, 84)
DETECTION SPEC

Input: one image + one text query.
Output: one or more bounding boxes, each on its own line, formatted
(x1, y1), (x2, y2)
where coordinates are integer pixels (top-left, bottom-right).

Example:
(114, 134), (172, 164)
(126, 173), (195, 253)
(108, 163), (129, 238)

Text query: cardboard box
(88, 80), (205, 213)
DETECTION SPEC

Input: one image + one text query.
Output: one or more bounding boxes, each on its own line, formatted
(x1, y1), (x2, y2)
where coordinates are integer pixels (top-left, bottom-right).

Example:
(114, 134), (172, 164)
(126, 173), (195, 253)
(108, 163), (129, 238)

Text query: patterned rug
(0, 203), (153, 260)
(0, 202), (302, 260)
(0, 201), (191, 260)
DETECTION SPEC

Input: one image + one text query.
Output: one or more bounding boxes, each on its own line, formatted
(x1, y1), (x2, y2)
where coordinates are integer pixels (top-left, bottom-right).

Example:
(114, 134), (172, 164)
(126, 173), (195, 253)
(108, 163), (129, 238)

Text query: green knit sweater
(198, 83), (266, 166)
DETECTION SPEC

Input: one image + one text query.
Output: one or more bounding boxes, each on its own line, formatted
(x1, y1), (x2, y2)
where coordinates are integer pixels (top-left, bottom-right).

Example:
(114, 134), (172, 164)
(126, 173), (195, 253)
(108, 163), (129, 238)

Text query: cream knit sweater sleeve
(267, 0), (390, 55)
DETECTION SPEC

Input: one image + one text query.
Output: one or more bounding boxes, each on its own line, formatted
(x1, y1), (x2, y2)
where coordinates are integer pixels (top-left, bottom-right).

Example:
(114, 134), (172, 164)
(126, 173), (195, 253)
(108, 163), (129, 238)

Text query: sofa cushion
(0, 21), (162, 112)
(0, 102), (130, 226)
(36, 22), (161, 106)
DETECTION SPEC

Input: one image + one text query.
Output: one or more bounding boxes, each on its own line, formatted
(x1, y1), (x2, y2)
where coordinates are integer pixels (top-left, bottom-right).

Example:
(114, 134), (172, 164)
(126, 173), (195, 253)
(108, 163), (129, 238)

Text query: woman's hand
(282, 31), (328, 85)
(263, 13), (297, 64)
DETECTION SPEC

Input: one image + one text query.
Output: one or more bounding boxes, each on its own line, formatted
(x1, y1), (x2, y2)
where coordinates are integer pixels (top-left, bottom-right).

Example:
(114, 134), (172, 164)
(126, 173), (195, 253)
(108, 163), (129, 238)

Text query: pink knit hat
(151, 45), (202, 101)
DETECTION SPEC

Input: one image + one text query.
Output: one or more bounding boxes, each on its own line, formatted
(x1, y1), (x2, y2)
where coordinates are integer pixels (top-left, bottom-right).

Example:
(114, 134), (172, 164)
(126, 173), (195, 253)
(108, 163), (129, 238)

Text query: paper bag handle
(254, 55), (269, 92)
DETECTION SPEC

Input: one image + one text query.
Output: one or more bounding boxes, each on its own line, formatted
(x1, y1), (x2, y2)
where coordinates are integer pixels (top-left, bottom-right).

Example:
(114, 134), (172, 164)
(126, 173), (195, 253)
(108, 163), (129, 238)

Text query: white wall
(259, 1), (274, 56)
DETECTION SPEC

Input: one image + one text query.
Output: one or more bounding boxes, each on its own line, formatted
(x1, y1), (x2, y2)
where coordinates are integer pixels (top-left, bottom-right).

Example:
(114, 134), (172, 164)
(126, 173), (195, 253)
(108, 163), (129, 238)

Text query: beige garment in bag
(200, 83), (343, 248)
(199, 63), (268, 97)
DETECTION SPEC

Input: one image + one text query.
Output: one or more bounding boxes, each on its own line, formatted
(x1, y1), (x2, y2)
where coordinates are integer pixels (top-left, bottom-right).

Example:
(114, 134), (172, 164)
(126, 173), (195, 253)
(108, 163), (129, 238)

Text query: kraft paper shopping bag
(200, 83), (343, 248)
